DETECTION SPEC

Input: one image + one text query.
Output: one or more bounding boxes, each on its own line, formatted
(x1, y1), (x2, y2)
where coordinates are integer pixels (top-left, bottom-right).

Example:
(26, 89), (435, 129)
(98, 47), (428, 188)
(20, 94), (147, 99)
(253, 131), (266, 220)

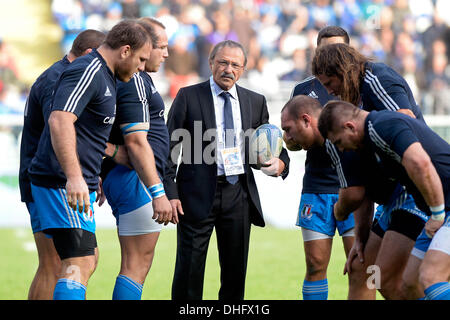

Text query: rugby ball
(249, 123), (283, 166)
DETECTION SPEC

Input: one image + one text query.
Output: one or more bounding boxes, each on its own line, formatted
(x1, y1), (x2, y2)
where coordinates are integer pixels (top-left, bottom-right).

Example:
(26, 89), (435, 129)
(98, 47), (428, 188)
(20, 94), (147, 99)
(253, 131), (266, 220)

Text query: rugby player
(27, 20), (153, 300)
(19, 29), (105, 300)
(318, 101), (450, 300)
(101, 17), (173, 300)
(287, 26), (355, 300)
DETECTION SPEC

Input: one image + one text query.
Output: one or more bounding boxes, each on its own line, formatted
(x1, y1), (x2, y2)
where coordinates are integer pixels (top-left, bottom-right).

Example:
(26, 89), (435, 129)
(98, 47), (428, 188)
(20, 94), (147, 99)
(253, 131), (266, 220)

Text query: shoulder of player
(117, 72), (153, 98)
(291, 76), (316, 96)
(363, 62), (399, 84)
(366, 110), (410, 134)
(294, 76), (316, 88)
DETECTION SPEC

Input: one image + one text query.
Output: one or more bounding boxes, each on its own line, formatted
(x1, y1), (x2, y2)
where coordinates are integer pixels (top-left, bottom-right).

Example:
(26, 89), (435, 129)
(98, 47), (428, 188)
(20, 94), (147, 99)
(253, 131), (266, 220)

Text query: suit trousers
(171, 175), (251, 300)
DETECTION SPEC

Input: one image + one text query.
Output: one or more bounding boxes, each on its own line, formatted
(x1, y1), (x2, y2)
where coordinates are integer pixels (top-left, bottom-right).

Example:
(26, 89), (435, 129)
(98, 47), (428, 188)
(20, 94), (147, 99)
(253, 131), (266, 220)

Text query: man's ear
(83, 48), (93, 55)
(120, 45), (131, 59)
(301, 114), (312, 127)
(344, 121), (356, 132)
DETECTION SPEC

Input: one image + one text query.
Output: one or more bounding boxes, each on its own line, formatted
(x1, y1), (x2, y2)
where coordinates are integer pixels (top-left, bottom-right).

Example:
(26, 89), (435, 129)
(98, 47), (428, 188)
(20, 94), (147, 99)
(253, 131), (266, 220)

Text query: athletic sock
(302, 279), (328, 300)
(112, 274), (143, 300)
(53, 278), (86, 300)
(424, 282), (450, 300)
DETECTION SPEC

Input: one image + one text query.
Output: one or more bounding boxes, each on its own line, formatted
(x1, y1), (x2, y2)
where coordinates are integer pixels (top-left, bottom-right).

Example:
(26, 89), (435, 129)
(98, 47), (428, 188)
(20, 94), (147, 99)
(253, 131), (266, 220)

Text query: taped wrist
(148, 183), (165, 199)
(430, 204), (445, 221)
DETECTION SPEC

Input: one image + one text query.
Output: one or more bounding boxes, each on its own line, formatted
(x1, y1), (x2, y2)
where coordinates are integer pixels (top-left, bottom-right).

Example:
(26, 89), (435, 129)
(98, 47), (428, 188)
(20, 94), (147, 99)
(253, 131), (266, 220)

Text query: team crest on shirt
(83, 208), (94, 222)
(301, 204), (313, 220)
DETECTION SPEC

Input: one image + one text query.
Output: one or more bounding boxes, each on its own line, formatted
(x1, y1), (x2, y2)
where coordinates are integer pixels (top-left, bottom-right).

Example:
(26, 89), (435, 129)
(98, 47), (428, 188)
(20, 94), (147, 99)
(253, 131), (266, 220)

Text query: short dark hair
(317, 26), (350, 46)
(104, 19), (151, 51)
(209, 40), (247, 67)
(70, 29), (106, 57)
(282, 95), (322, 120)
(318, 100), (360, 139)
(138, 17), (166, 30)
(136, 19), (159, 48)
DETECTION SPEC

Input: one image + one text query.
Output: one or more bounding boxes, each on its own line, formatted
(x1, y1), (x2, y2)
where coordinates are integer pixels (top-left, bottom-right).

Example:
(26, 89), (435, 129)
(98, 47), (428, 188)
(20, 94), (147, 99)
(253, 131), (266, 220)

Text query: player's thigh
(297, 193), (337, 237)
(342, 235), (355, 258)
(375, 230), (415, 280)
(33, 231), (60, 266)
(420, 219), (450, 283)
(103, 165), (153, 219)
(350, 231), (382, 275)
(401, 254), (423, 298)
(119, 232), (160, 258)
(303, 235), (333, 267)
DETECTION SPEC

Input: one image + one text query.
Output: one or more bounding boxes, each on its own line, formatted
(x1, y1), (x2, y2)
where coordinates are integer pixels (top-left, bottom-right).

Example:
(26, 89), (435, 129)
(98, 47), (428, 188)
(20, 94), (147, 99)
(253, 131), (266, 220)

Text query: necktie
(220, 91), (238, 184)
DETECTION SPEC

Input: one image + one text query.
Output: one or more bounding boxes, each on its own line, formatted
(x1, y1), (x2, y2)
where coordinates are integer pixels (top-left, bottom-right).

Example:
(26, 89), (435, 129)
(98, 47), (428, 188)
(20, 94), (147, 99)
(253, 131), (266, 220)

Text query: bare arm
(344, 195), (374, 274)
(402, 142), (445, 236)
(334, 186), (366, 221)
(105, 142), (130, 168)
(49, 110), (89, 213)
(402, 142), (444, 208)
(124, 131), (172, 224)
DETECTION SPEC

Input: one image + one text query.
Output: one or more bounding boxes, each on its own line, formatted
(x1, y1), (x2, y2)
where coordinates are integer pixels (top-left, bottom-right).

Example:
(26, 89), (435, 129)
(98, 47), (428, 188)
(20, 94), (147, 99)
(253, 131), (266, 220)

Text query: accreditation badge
(221, 147), (245, 176)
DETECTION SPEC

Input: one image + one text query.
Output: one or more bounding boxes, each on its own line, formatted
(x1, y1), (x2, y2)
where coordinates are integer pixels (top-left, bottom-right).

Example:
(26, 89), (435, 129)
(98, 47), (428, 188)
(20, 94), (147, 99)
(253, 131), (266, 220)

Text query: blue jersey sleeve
(116, 74), (152, 136)
(51, 59), (102, 118)
(363, 64), (418, 114)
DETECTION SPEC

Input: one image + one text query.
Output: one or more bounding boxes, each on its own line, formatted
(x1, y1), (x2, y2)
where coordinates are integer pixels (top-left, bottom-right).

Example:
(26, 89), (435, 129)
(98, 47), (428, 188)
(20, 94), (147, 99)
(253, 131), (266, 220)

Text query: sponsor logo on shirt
(104, 86), (112, 97)
(308, 91), (318, 99)
(103, 116), (115, 124)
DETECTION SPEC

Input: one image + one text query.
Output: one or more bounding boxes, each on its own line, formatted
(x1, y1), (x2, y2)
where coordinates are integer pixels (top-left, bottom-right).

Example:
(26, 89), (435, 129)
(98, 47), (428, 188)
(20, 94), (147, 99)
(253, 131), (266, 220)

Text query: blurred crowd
(0, 38), (28, 116)
(1, 0), (450, 116)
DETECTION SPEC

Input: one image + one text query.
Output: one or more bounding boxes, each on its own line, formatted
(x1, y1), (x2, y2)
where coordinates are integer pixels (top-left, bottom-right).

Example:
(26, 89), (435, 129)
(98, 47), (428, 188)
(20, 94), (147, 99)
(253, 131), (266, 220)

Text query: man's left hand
(425, 218), (444, 238)
(261, 157), (285, 177)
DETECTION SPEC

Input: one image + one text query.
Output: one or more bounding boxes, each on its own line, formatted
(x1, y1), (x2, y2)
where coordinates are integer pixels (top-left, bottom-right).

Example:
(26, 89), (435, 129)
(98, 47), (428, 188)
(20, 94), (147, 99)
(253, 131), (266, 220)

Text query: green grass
(0, 226), (356, 300)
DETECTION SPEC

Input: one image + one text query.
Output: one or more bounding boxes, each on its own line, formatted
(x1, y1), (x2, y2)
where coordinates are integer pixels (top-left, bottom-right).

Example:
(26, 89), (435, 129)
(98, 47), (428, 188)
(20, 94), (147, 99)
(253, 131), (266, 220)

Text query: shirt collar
(210, 76), (238, 100)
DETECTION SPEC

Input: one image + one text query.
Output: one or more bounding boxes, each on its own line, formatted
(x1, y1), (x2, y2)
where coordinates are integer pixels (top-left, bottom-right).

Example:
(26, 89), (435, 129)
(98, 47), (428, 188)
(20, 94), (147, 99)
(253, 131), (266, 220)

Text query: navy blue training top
(326, 61), (428, 202)
(19, 56), (70, 203)
(102, 71), (169, 180)
(363, 110), (450, 213)
(361, 62), (424, 121)
(291, 76), (340, 194)
(29, 49), (117, 192)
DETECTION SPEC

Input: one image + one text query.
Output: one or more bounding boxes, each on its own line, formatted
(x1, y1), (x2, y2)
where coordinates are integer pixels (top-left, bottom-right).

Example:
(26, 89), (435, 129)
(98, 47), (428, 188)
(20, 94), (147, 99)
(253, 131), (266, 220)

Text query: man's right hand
(152, 195), (173, 225)
(170, 199), (184, 224)
(343, 238), (365, 275)
(66, 176), (90, 213)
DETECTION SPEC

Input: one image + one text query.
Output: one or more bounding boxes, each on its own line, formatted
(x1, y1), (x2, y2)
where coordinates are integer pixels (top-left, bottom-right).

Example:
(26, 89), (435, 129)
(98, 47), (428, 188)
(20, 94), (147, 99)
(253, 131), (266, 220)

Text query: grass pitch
(0, 226), (356, 300)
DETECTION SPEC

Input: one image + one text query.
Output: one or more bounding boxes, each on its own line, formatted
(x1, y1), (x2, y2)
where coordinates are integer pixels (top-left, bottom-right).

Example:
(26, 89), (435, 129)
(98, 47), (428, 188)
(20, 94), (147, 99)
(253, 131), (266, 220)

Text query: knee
(419, 263), (436, 289)
(348, 258), (369, 286)
(305, 253), (328, 278)
(400, 279), (423, 300)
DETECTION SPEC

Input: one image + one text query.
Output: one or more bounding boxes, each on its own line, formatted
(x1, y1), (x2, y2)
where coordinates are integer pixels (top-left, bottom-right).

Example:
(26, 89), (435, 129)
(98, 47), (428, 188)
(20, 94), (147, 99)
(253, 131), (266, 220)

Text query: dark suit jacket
(163, 80), (290, 227)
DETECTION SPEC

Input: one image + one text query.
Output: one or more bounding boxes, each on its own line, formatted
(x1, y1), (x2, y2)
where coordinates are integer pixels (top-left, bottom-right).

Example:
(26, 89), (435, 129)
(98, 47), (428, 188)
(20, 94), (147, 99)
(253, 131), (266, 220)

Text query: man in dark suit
(164, 40), (290, 300)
